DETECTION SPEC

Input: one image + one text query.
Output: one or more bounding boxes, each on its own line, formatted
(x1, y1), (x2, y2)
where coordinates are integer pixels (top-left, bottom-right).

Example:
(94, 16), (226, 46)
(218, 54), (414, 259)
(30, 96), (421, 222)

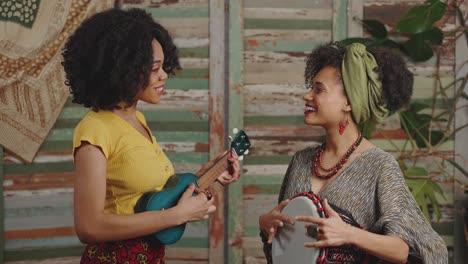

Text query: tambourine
(272, 191), (328, 264)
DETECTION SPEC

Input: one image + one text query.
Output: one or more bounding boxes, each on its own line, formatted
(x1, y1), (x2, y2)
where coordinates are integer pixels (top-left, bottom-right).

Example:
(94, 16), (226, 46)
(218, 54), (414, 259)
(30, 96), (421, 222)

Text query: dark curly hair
(62, 8), (181, 110)
(304, 42), (413, 115)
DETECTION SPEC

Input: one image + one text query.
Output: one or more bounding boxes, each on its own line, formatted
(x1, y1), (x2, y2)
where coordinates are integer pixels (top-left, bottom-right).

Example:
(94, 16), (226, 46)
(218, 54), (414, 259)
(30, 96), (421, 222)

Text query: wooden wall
(0, 0), (464, 263)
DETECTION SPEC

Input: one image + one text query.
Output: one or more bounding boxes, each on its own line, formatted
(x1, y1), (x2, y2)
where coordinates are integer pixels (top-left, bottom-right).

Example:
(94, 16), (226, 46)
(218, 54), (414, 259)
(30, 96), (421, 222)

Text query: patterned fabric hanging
(0, 0), (114, 162)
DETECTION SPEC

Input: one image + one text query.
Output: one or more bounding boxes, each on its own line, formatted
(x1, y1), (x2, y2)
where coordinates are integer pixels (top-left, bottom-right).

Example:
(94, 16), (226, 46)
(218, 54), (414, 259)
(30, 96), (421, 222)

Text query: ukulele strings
(197, 152), (231, 189)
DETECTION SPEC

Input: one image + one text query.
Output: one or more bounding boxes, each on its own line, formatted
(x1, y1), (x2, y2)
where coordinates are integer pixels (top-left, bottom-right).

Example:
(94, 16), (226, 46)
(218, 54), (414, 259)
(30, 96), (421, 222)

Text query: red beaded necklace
(313, 133), (363, 180)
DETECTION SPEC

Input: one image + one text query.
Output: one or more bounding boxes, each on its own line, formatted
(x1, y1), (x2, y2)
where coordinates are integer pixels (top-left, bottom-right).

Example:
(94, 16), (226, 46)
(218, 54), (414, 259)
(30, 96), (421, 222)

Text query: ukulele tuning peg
(228, 136), (233, 142)
(232, 128), (239, 134)
(243, 149), (249, 155)
(238, 155), (244, 161)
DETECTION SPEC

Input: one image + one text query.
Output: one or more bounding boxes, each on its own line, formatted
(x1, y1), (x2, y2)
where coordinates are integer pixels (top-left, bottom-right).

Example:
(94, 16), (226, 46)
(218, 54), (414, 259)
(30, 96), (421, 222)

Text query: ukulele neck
(196, 152), (230, 189)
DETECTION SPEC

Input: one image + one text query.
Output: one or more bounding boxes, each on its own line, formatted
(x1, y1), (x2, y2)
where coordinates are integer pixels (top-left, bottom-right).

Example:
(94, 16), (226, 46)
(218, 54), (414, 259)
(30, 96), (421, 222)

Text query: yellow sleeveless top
(73, 110), (174, 215)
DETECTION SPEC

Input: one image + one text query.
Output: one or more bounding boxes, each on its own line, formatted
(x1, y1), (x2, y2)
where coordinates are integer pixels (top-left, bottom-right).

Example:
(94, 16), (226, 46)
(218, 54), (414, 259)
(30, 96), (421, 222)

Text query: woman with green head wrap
(259, 42), (448, 263)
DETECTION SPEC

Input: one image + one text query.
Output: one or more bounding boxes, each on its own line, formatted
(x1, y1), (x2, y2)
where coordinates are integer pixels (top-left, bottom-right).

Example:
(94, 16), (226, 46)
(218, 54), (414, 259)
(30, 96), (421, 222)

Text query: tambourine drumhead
(272, 195), (326, 264)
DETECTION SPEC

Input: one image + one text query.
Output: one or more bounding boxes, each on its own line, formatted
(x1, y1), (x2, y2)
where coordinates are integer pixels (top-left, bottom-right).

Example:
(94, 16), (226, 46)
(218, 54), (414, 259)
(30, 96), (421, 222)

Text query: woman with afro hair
(62, 8), (240, 263)
(259, 42), (448, 263)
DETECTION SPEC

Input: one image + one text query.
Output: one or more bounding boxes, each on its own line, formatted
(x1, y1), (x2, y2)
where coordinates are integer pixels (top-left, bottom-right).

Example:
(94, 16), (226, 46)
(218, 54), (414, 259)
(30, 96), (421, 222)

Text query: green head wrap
(342, 43), (389, 125)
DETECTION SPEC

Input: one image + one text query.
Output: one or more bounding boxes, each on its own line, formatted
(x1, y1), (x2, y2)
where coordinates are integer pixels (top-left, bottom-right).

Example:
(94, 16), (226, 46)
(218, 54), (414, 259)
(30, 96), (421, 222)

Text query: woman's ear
(343, 100), (352, 112)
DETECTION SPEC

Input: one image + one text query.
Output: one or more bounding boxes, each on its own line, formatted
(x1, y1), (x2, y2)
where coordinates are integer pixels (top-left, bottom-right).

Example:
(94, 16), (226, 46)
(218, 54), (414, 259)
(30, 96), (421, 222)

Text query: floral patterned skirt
(80, 236), (165, 264)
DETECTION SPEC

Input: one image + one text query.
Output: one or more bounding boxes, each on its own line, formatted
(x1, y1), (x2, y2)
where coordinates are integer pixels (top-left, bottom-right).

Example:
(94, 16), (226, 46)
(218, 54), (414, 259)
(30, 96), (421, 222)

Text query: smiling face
(136, 39), (168, 104)
(303, 66), (351, 128)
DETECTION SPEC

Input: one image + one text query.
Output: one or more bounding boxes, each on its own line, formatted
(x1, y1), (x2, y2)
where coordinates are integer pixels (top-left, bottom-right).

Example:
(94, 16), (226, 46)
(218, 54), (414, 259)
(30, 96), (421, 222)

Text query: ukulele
(134, 129), (251, 244)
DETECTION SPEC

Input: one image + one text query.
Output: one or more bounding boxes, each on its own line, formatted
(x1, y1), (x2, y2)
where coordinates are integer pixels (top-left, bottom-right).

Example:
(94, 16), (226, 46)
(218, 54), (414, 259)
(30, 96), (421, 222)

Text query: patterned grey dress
(261, 147), (448, 264)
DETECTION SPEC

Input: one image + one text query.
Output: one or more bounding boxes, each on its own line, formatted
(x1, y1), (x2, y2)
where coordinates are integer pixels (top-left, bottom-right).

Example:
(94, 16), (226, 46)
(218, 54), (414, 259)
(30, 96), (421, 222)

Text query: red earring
(339, 117), (349, 135)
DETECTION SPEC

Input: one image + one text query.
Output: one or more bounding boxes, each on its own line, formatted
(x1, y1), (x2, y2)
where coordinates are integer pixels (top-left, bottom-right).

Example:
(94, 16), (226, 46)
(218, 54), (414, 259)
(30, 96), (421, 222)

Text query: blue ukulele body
(145, 173), (199, 245)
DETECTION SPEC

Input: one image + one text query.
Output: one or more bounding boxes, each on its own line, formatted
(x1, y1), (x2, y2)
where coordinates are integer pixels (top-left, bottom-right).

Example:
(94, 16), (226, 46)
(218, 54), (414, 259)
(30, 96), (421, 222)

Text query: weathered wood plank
(244, 8), (332, 20)
(58, 109), (209, 122)
(52, 109), (211, 130)
(243, 236), (266, 259)
(144, 7), (208, 18)
(244, 29), (331, 42)
(244, 51), (306, 84)
(243, 165), (289, 176)
(247, 138), (317, 156)
(180, 58), (209, 68)
(243, 125), (324, 139)
(208, 0), (226, 262)
(45, 129), (209, 143)
(228, 0), (245, 262)
(243, 0), (332, 9)
(244, 155), (293, 166)
(121, 0), (209, 9)
(4, 152), (209, 175)
(5, 227), (76, 240)
(244, 62), (304, 84)
(4, 247), (84, 262)
(173, 38), (210, 49)
(154, 18), (208, 38)
(138, 90), (208, 112)
(244, 84), (305, 116)
(406, 64), (453, 78)
(1, 147), (5, 263)
(453, 0), (468, 262)
(5, 256), (81, 264)
(332, 0), (348, 41)
(165, 247), (208, 261)
(4, 192), (73, 209)
(244, 51), (308, 64)
(245, 19), (331, 30)
(178, 47), (209, 58)
(245, 116), (305, 125)
(4, 173), (74, 191)
(348, 0), (363, 37)
(243, 195), (277, 227)
(244, 39), (324, 52)
(145, 0), (209, 8)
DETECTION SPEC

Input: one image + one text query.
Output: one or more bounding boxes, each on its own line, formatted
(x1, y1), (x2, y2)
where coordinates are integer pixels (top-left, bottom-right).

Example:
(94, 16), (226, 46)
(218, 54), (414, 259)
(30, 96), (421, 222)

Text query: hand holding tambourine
(271, 192), (328, 263)
(296, 198), (353, 248)
(259, 199), (295, 244)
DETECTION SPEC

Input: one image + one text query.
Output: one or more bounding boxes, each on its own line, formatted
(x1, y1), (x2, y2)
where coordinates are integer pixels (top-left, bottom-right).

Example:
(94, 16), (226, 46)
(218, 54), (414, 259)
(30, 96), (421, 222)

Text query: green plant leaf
(410, 101), (431, 112)
(400, 111), (431, 148)
(404, 167), (428, 176)
(403, 35), (434, 61)
(405, 178), (443, 221)
(414, 129), (444, 147)
(430, 131), (444, 145)
(462, 91), (468, 100)
(397, 1), (446, 34)
(359, 120), (375, 139)
(380, 39), (401, 49)
(362, 19), (388, 39)
(420, 27), (444, 45)
(446, 159), (468, 178)
(397, 6), (429, 33)
(340, 38), (377, 47)
(453, 1), (468, 44)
